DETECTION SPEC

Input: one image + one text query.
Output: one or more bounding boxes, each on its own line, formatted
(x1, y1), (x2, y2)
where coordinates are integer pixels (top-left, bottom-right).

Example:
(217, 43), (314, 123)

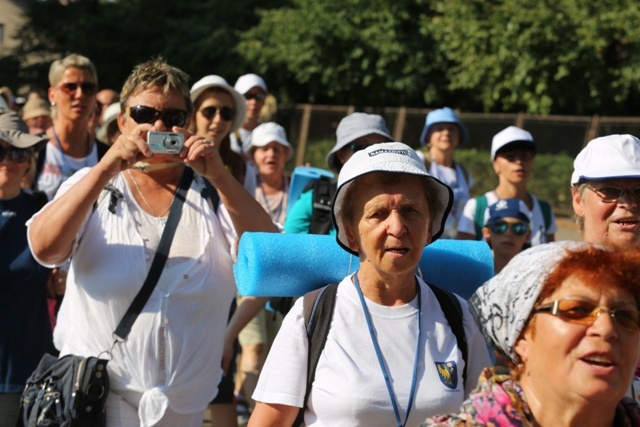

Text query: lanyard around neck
(353, 272), (422, 427)
(52, 127), (90, 177)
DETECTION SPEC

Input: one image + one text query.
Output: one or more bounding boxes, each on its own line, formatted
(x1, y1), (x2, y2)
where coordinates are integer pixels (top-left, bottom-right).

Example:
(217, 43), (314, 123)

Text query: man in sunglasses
(481, 198), (531, 274)
(27, 57), (277, 426)
(571, 134), (640, 252)
(230, 73), (269, 158)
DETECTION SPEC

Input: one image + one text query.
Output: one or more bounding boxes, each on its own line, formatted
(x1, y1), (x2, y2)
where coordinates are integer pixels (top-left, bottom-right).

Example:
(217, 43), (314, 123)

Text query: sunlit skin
(427, 123), (460, 167)
(0, 140), (30, 199)
(344, 173), (432, 305)
(194, 90), (234, 145)
(25, 115), (53, 136)
(493, 149), (534, 186)
(252, 141), (288, 178)
(515, 274), (640, 427)
(481, 218), (530, 273)
(48, 67), (96, 125)
(573, 178), (640, 250)
(243, 87), (266, 126)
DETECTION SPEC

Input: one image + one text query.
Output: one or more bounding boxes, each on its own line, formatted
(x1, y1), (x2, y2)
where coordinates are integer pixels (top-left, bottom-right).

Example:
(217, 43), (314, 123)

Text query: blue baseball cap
(419, 107), (468, 146)
(486, 198), (531, 225)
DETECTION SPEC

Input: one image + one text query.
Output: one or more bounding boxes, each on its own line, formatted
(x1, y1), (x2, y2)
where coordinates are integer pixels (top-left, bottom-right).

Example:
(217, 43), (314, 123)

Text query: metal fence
(273, 104), (640, 166)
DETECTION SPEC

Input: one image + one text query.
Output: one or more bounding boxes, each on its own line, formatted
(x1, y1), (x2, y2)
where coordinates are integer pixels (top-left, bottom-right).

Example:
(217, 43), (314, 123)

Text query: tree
(237, 0), (452, 107)
(430, 0), (640, 114)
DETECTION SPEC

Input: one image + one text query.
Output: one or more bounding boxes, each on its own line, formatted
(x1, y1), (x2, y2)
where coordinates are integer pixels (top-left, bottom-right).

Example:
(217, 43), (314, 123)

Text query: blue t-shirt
(284, 189), (337, 236)
(1, 191), (53, 393)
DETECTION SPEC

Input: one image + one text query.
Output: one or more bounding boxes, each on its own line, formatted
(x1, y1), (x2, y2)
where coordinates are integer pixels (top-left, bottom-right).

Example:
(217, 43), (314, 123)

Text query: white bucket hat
(571, 134), (640, 184)
(491, 126), (536, 161)
(190, 75), (247, 132)
(250, 122), (293, 160)
(332, 142), (453, 255)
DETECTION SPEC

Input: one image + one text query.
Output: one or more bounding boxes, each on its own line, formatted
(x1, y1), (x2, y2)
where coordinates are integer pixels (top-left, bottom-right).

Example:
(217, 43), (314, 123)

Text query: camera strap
(110, 166), (193, 348)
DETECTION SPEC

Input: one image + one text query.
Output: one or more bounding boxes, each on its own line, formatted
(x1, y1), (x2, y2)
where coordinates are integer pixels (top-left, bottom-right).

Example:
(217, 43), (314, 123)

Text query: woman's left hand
(174, 127), (225, 181)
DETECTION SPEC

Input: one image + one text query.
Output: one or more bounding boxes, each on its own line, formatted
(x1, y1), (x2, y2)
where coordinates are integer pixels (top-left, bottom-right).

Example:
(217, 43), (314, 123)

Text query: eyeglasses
(585, 183), (640, 204)
(244, 92), (266, 101)
(125, 105), (188, 128)
(199, 106), (234, 122)
(488, 220), (530, 236)
(57, 82), (98, 96)
(0, 146), (30, 163)
(348, 143), (368, 153)
(533, 299), (640, 332)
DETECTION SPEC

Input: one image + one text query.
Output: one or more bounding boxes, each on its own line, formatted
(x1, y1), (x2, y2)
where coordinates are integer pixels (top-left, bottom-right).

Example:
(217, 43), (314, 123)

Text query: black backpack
(293, 281), (469, 426)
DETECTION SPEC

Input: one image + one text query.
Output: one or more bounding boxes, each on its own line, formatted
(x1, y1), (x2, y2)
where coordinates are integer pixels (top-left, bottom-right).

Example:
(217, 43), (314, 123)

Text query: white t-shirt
(36, 141), (100, 200)
(28, 168), (238, 426)
(230, 127), (253, 156)
(253, 275), (491, 426)
(457, 191), (557, 246)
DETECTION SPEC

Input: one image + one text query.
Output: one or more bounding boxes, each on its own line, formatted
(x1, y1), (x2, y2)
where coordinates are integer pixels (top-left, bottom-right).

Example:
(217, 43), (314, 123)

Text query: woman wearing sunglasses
(0, 112), (59, 426)
(481, 198), (531, 274)
(424, 242), (640, 426)
(27, 58), (276, 426)
(230, 73), (269, 158)
(36, 53), (106, 200)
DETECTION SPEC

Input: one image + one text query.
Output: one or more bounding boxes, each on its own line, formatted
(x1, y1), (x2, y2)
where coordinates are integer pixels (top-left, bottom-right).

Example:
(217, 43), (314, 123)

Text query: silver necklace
(126, 170), (173, 217)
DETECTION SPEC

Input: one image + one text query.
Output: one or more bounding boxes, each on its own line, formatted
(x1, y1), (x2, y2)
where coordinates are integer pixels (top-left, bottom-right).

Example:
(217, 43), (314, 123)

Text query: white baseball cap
(332, 142), (453, 255)
(97, 102), (120, 143)
(571, 134), (640, 184)
(190, 75), (247, 132)
(491, 126), (536, 161)
(250, 122), (292, 160)
(234, 73), (268, 95)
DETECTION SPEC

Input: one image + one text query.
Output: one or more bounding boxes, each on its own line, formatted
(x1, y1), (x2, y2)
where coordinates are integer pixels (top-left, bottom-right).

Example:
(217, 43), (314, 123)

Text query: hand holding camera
(147, 131), (185, 154)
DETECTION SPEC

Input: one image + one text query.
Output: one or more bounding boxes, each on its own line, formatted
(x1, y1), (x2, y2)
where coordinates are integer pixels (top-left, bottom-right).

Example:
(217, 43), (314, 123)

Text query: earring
(51, 102), (56, 107)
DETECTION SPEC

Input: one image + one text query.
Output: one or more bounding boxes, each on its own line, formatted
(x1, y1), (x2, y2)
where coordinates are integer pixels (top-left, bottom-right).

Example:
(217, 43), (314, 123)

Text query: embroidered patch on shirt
(435, 361), (458, 389)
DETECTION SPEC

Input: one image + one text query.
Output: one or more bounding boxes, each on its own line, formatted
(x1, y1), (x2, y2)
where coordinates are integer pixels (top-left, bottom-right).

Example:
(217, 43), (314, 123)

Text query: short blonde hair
(120, 57), (193, 115)
(48, 54), (97, 87)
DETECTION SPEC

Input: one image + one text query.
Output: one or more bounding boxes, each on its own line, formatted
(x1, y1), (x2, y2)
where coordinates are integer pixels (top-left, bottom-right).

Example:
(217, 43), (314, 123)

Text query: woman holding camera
(27, 58), (276, 426)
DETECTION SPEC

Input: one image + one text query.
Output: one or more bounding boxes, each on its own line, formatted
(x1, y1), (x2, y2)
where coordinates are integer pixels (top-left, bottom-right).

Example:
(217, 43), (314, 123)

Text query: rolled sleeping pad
(234, 232), (493, 300)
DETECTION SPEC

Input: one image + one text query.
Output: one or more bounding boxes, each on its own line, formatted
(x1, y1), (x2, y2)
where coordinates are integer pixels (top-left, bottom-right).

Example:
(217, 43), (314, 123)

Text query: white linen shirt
(28, 168), (237, 426)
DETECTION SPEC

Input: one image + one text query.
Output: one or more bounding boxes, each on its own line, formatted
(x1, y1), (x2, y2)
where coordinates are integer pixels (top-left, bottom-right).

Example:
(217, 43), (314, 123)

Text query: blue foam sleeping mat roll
(234, 232), (493, 300)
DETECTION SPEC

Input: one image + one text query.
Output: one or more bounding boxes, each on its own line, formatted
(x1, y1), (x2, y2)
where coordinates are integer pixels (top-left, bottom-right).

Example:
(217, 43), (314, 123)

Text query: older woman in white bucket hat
(250, 142), (491, 426)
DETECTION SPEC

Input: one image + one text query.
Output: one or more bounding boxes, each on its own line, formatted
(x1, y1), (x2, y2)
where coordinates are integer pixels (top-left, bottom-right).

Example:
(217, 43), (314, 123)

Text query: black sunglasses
(126, 105), (189, 128)
(585, 183), (640, 204)
(199, 106), (234, 122)
(244, 92), (266, 101)
(489, 220), (530, 236)
(0, 146), (30, 163)
(58, 82), (98, 96)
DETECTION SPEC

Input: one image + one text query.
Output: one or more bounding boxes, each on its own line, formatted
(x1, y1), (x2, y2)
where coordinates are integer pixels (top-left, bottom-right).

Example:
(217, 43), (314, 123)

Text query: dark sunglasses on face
(585, 183), (640, 204)
(57, 82), (98, 96)
(244, 92), (266, 101)
(0, 146), (30, 163)
(489, 220), (530, 236)
(125, 105), (189, 128)
(199, 106), (234, 122)
(533, 299), (640, 332)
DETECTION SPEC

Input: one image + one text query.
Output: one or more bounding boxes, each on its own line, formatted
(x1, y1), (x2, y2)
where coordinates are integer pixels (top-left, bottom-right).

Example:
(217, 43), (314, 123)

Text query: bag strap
(113, 166), (193, 342)
(473, 195), (488, 240)
(538, 199), (552, 232)
(426, 283), (468, 386)
(293, 282), (339, 427)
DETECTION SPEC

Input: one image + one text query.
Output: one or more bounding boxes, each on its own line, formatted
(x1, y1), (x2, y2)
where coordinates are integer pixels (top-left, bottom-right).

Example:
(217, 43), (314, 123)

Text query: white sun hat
(332, 142), (453, 255)
(571, 134), (640, 184)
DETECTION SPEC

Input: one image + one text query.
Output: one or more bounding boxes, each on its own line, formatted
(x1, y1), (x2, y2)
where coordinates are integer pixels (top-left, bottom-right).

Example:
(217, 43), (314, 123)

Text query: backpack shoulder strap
(538, 199), (552, 232)
(194, 172), (220, 214)
(309, 177), (336, 235)
(427, 283), (468, 386)
(473, 195), (488, 240)
(294, 282), (340, 426)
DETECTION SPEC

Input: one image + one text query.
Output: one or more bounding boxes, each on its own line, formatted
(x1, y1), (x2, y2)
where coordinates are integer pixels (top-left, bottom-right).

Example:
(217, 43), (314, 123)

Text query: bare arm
(248, 402), (299, 427)
(222, 296), (269, 373)
(455, 231), (476, 240)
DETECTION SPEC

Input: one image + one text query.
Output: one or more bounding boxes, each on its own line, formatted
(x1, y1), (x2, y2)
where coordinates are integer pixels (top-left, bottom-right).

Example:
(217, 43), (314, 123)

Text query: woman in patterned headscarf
(423, 242), (640, 426)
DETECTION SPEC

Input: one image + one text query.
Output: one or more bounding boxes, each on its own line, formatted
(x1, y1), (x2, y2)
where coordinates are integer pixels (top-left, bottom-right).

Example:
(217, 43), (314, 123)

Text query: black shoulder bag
(17, 167), (193, 427)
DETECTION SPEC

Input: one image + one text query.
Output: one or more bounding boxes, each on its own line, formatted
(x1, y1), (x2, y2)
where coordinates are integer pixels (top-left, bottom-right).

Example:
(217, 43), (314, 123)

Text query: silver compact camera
(147, 131), (185, 154)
